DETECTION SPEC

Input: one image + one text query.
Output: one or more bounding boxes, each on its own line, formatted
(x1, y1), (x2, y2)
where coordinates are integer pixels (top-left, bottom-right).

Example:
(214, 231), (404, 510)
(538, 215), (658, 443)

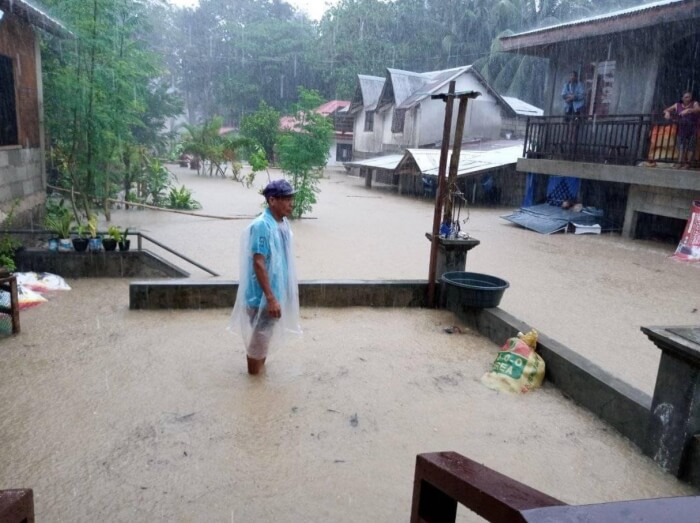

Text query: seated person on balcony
(562, 71), (585, 120)
(664, 91), (700, 168)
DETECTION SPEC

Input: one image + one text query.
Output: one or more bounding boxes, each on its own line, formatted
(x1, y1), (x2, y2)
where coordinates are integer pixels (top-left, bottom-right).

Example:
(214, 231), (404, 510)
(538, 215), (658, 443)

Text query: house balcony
(522, 114), (691, 167)
(517, 114), (700, 239)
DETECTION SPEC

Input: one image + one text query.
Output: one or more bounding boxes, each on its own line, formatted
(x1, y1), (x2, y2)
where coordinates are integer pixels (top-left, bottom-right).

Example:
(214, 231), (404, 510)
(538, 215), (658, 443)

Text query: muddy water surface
(1, 165), (698, 520)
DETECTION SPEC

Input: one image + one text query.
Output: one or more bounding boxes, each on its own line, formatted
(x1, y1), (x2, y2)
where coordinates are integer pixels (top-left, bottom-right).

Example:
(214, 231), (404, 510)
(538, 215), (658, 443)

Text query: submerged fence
(523, 114), (697, 167)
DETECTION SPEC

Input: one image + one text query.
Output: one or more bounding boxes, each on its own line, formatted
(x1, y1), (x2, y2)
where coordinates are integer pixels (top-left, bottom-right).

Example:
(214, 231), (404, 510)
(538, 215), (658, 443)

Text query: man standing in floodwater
(562, 70), (585, 119)
(229, 179), (301, 375)
(664, 91), (700, 169)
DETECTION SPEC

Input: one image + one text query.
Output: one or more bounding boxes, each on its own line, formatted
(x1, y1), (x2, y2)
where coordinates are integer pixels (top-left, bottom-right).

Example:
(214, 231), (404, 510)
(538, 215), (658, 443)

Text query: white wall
(417, 72), (502, 144)
(353, 109), (384, 157)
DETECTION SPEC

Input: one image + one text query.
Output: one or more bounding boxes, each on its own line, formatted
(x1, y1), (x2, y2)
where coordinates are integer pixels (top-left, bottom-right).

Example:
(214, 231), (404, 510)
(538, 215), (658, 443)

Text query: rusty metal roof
(0, 0), (71, 37)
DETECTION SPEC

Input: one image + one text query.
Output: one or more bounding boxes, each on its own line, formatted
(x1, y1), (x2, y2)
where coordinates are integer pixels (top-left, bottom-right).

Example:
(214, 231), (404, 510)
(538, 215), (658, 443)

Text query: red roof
(314, 100), (350, 116)
(279, 101), (351, 131)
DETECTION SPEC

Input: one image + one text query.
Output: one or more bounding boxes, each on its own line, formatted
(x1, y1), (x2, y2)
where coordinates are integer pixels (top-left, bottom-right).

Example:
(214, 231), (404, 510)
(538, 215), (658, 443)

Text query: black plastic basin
(441, 271), (510, 308)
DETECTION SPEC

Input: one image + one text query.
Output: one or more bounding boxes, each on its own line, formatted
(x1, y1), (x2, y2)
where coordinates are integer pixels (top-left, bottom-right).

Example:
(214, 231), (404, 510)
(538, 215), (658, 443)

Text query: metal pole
(427, 81), (456, 308)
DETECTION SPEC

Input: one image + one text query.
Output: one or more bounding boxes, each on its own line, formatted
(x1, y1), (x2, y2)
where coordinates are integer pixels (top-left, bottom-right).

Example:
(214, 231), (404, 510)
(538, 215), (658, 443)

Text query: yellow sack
(481, 329), (544, 393)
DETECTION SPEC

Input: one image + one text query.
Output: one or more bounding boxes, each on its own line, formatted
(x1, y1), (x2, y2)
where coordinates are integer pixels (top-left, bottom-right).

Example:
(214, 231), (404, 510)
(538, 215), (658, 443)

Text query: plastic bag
(15, 272), (71, 292)
(16, 285), (48, 309)
(481, 329), (544, 393)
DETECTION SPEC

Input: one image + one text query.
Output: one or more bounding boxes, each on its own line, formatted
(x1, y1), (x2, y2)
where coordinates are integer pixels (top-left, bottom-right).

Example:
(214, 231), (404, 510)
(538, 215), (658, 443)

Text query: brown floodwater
(1, 164), (697, 520)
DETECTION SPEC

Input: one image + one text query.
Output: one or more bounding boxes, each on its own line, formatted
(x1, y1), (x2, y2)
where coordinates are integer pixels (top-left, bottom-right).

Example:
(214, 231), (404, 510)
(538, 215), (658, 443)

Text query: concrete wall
(16, 249), (189, 278)
(0, 148), (44, 226)
(623, 185), (700, 238)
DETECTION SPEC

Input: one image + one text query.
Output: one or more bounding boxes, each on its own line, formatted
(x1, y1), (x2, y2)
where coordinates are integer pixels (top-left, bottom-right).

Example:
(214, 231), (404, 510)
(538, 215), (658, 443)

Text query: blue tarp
(501, 203), (603, 235)
(546, 176), (581, 206)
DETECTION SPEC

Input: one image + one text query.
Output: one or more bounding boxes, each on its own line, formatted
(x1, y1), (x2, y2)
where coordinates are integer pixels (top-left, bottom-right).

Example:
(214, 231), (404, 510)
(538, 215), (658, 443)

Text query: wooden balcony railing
(523, 114), (698, 167)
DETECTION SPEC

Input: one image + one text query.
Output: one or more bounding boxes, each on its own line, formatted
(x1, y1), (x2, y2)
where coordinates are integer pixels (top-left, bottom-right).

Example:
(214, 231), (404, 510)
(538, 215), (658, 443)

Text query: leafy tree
(167, 0), (316, 124)
(276, 88), (333, 219)
(41, 0), (181, 220)
(240, 101), (281, 163)
(181, 116), (252, 178)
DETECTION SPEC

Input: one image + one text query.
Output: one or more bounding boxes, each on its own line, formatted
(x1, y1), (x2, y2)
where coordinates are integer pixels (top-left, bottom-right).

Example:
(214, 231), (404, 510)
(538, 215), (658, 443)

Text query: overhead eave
(0, 0), (73, 38)
(500, 0), (697, 55)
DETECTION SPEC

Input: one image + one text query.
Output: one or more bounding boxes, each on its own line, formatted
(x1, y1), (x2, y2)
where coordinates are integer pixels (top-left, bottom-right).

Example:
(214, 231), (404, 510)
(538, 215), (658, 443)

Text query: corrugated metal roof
(403, 146), (522, 176)
(0, 0), (72, 37)
(397, 66), (471, 109)
(356, 75), (385, 112)
(502, 0), (683, 42)
(348, 145), (522, 176)
(345, 154), (404, 171)
(502, 96), (543, 116)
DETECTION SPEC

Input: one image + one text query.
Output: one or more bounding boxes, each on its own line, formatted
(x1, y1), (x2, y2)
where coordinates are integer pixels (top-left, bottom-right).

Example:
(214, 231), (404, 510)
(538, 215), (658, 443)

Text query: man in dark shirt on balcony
(664, 91), (700, 168)
(562, 71), (585, 120)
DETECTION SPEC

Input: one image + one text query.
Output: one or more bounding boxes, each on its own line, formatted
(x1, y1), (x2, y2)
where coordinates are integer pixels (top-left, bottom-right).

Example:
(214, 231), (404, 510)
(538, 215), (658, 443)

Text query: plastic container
(441, 271), (510, 308)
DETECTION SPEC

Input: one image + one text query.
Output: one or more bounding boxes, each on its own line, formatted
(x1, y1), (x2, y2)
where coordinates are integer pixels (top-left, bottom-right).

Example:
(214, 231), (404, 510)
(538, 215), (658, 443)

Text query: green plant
(73, 223), (87, 239)
(107, 225), (123, 243)
(167, 185), (201, 210)
(44, 209), (74, 239)
(0, 201), (22, 272)
(143, 155), (172, 206)
(87, 215), (98, 239)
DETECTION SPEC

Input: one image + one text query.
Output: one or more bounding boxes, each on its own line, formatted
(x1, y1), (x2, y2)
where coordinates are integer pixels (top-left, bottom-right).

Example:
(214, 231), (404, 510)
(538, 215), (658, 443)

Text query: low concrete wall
(453, 306), (652, 450)
(130, 280), (427, 310)
(17, 249), (189, 278)
(125, 277), (700, 486)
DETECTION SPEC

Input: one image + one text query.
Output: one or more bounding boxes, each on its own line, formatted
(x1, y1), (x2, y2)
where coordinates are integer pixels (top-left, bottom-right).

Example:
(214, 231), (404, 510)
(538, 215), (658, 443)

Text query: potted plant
(103, 225), (120, 252)
(71, 223), (89, 252)
(87, 215), (102, 252)
(118, 228), (131, 252)
(44, 211), (73, 252)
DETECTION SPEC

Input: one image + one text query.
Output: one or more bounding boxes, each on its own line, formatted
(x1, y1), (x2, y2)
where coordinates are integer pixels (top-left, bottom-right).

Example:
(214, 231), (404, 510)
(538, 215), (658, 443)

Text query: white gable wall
(380, 106), (419, 152)
(352, 70), (505, 158)
(352, 108), (385, 157)
(416, 72), (502, 145)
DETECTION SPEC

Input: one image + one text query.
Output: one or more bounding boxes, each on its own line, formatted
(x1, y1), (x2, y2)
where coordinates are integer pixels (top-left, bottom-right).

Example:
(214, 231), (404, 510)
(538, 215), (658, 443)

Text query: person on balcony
(664, 91), (700, 168)
(562, 71), (585, 120)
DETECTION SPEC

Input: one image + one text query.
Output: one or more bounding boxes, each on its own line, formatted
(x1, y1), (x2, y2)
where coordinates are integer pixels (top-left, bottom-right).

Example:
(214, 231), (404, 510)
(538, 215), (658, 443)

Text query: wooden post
(427, 82), (456, 308)
(442, 92), (480, 225)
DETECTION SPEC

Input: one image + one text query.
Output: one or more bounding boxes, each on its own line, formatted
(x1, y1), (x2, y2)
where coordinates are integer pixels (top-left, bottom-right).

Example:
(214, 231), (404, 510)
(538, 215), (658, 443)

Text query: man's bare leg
(246, 330), (270, 375)
(247, 356), (266, 375)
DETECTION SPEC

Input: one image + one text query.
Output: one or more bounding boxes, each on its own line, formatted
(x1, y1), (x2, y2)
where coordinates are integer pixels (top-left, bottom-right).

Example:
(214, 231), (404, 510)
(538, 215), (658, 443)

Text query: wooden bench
(410, 451), (700, 522)
(0, 489), (34, 523)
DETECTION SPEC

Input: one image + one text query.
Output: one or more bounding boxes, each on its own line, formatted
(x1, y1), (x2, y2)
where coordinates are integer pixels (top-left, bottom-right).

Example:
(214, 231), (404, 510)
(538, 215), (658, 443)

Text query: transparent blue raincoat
(228, 209), (301, 358)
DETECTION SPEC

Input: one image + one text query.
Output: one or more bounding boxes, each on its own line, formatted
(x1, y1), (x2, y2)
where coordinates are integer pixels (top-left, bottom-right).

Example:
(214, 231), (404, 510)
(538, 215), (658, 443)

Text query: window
(336, 144), (352, 161)
(391, 108), (406, 133)
(364, 110), (374, 132)
(0, 54), (18, 146)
